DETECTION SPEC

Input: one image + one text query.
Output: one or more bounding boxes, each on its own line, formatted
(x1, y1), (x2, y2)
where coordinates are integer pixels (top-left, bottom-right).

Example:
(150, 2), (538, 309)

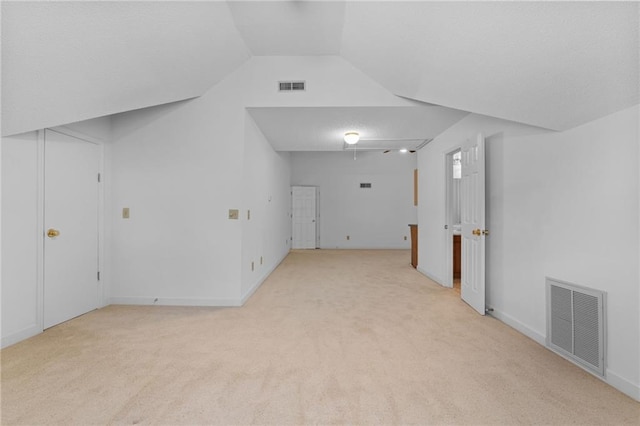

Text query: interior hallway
(1, 250), (638, 425)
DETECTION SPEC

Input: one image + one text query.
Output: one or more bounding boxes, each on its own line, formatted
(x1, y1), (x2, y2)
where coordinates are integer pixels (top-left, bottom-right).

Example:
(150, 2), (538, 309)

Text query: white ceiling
(1, 1), (250, 136)
(228, 1), (345, 55)
(340, 1), (639, 131)
(2, 1), (638, 140)
(248, 106), (469, 151)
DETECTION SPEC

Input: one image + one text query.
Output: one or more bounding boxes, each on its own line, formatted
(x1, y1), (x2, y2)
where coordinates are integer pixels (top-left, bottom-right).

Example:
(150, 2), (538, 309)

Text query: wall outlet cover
(228, 209), (239, 219)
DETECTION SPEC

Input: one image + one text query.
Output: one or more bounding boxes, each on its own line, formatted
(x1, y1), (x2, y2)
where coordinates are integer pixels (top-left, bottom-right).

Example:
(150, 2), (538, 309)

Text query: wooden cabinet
(453, 234), (461, 279)
(409, 224), (418, 268)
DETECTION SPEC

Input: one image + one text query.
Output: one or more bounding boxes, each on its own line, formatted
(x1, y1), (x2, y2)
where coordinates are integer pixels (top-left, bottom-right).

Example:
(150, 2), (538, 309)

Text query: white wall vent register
(278, 81), (305, 92)
(546, 277), (606, 377)
(360, 183), (372, 188)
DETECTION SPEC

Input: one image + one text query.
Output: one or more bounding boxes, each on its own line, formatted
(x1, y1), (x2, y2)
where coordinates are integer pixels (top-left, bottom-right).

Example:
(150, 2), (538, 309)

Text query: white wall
(291, 151), (416, 249)
(241, 113), (291, 300)
(1, 132), (40, 347)
(417, 105), (640, 400)
(109, 93), (246, 304)
(1, 117), (111, 347)
(108, 56), (415, 306)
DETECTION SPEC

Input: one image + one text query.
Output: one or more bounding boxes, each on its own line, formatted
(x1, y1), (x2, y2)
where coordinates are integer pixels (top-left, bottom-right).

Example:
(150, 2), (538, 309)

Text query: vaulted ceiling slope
(1, 1), (250, 136)
(340, 1), (639, 131)
(2, 1), (638, 137)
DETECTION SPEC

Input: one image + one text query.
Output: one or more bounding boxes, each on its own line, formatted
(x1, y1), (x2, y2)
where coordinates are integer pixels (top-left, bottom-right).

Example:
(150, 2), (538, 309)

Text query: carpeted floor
(1, 250), (638, 425)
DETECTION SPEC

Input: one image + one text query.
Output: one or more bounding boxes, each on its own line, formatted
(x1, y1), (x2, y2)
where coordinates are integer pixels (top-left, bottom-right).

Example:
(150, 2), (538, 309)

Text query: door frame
(443, 147), (462, 289)
(35, 126), (106, 331)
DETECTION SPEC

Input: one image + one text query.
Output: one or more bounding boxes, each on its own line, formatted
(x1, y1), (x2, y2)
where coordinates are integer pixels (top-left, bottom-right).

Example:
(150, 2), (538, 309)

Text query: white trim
(606, 369), (640, 401)
(487, 306), (546, 346)
(109, 297), (242, 307)
(488, 305), (639, 401)
(241, 250), (289, 305)
(487, 305), (546, 348)
(36, 130), (45, 332)
(97, 141), (107, 307)
(1, 324), (41, 349)
(49, 125), (105, 145)
(443, 149), (455, 289)
(318, 245), (412, 250)
(417, 266), (445, 287)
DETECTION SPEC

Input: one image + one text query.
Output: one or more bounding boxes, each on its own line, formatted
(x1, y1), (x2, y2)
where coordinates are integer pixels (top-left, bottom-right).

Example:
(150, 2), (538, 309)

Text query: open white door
(291, 186), (317, 249)
(461, 133), (487, 315)
(44, 129), (100, 328)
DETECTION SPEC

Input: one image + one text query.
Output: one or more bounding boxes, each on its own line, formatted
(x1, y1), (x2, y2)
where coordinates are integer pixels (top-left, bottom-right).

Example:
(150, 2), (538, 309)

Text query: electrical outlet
(228, 209), (239, 220)
(404, 236), (407, 240)
(346, 235), (350, 240)
(122, 207), (130, 219)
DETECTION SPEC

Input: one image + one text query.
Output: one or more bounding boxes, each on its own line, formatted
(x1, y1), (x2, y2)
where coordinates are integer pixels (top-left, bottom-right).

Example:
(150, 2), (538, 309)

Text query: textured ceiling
(247, 106), (469, 151)
(2, 1), (638, 138)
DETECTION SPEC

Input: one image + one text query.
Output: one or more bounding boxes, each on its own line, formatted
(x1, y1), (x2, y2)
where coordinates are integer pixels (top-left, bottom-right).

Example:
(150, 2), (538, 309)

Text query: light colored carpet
(1, 250), (638, 425)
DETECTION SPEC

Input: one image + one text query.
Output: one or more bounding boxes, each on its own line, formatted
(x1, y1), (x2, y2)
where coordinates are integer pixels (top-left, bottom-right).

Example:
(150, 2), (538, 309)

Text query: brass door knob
(472, 229), (481, 236)
(482, 229), (490, 236)
(47, 228), (60, 238)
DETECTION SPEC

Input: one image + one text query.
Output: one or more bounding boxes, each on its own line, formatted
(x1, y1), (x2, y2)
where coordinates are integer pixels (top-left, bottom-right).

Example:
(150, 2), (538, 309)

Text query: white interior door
(292, 186), (317, 249)
(461, 133), (486, 315)
(44, 130), (100, 328)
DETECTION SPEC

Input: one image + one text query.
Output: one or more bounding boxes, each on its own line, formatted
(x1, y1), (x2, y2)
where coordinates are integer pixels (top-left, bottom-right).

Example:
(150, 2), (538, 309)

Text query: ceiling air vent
(360, 183), (372, 189)
(279, 81), (306, 92)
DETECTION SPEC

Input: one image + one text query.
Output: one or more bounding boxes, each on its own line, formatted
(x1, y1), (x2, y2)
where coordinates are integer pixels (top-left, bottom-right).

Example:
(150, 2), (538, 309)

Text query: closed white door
(292, 186), (317, 249)
(44, 130), (100, 328)
(461, 133), (486, 315)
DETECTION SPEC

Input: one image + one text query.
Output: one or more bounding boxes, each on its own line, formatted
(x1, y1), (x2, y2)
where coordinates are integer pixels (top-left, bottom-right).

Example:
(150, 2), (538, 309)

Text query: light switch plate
(228, 209), (239, 220)
(122, 207), (130, 219)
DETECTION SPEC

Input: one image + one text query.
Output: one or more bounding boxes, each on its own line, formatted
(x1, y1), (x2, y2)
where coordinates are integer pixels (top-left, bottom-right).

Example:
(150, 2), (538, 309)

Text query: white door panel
(44, 130), (100, 328)
(292, 186), (317, 249)
(461, 133), (486, 315)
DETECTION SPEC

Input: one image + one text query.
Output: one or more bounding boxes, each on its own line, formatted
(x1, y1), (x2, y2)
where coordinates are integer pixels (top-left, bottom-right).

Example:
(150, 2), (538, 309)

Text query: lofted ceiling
(2, 1), (638, 141)
(1, 1), (250, 136)
(340, 1), (639, 131)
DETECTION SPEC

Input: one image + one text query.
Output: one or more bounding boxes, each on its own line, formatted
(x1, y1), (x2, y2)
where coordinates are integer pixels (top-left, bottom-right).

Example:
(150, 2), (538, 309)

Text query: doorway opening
(444, 148), (462, 293)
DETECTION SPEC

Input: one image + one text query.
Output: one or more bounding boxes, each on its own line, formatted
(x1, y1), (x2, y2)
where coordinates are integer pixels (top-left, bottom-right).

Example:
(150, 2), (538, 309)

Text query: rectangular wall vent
(279, 81), (305, 92)
(546, 277), (606, 377)
(360, 183), (372, 188)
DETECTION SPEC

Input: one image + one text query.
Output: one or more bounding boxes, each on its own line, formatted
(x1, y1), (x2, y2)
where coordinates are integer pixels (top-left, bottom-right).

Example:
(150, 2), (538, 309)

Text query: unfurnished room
(1, 1), (639, 424)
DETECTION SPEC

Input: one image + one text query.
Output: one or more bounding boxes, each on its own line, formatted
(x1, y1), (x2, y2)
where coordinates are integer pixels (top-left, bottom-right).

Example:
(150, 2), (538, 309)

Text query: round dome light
(344, 132), (360, 145)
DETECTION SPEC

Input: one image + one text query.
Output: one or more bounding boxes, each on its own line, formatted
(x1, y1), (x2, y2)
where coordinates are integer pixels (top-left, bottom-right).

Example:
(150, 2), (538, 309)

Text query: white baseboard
(606, 369), (640, 401)
(416, 266), (445, 287)
(1, 324), (42, 348)
(240, 250), (289, 305)
(489, 306), (640, 402)
(487, 306), (546, 346)
(109, 296), (241, 307)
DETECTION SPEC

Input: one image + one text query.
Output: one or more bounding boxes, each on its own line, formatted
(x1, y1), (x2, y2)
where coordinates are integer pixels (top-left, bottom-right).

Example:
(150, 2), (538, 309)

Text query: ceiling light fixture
(344, 132), (360, 145)
(399, 148), (408, 153)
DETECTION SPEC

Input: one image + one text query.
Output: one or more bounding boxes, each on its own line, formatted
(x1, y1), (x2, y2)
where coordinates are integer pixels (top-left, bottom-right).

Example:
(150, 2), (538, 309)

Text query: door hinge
(97, 173), (101, 183)
(97, 271), (101, 281)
